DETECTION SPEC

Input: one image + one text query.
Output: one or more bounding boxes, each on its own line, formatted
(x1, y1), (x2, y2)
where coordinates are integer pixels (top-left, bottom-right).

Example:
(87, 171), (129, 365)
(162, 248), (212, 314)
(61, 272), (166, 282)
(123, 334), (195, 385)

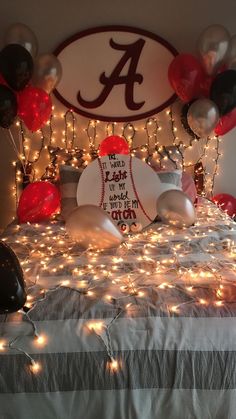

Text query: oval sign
(54, 26), (178, 122)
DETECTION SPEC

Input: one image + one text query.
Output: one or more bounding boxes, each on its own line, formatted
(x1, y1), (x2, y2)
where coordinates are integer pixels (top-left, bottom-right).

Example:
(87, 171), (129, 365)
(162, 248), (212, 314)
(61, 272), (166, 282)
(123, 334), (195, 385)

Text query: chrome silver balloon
(65, 205), (124, 249)
(187, 98), (219, 138)
(4, 22), (38, 58)
(32, 53), (62, 94)
(156, 189), (196, 228)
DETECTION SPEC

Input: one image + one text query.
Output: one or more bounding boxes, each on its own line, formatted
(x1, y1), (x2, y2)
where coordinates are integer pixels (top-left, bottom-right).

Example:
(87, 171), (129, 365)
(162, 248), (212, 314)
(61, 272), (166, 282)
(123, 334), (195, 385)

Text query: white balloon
(197, 24), (230, 75)
(66, 205), (124, 249)
(187, 99), (219, 138)
(156, 189), (196, 228)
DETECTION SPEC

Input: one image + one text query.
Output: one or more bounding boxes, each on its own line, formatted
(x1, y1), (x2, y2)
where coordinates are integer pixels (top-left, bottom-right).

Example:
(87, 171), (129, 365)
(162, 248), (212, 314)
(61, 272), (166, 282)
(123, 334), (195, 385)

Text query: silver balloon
(4, 22), (38, 58)
(187, 99), (219, 138)
(197, 24), (230, 75)
(156, 189), (196, 228)
(227, 35), (236, 70)
(32, 54), (62, 94)
(65, 205), (124, 249)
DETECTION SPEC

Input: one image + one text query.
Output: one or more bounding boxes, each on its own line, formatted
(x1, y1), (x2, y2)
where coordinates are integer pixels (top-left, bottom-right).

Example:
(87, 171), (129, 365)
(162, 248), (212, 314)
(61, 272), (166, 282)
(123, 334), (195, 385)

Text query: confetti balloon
(18, 86), (52, 131)
(17, 181), (60, 223)
(99, 135), (130, 156)
(66, 205), (124, 249)
(0, 241), (26, 314)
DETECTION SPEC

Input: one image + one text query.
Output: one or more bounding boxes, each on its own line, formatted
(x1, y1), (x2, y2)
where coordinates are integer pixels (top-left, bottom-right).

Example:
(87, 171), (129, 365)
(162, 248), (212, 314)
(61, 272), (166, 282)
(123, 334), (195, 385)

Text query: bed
(1, 198), (236, 419)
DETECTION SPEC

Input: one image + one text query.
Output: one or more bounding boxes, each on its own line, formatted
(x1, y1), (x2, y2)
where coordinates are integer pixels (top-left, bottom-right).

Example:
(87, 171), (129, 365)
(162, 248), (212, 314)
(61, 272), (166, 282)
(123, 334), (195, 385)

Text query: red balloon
(17, 86), (52, 131)
(212, 193), (236, 217)
(168, 54), (205, 102)
(215, 107), (236, 136)
(17, 181), (60, 223)
(99, 135), (130, 156)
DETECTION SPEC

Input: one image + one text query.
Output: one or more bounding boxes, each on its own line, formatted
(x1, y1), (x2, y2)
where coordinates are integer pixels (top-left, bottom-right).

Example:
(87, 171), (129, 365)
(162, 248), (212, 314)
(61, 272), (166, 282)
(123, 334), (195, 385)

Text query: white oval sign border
(54, 26), (178, 122)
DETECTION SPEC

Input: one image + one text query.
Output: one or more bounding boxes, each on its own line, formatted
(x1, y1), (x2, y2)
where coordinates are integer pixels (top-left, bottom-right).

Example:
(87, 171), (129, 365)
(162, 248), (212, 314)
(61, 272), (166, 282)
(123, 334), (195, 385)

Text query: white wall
(0, 0), (236, 228)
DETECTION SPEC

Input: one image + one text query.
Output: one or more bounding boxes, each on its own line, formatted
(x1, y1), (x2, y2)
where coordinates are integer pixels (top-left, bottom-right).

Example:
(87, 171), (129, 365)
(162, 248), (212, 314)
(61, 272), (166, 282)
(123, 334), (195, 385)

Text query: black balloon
(0, 84), (18, 128)
(210, 70), (236, 116)
(0, 241), (26, 314)
(0, 44), (33, 91)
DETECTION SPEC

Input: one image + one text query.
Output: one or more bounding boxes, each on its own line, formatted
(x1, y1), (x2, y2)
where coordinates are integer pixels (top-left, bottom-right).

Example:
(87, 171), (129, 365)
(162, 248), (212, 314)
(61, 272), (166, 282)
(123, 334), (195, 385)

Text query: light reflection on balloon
(187, 98), (219, 137)
(17, 181), (60, 223)
(197, 24), (230, 76)
(65, 205), (124, 249)
(156, 189), (196, 228)
(4, 22), (38, 58)
(32, 54), (62, 94)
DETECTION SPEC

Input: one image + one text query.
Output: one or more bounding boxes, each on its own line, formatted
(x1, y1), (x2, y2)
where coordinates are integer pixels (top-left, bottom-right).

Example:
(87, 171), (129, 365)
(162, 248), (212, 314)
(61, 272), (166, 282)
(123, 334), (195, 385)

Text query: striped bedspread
(1, 199), (236, 419)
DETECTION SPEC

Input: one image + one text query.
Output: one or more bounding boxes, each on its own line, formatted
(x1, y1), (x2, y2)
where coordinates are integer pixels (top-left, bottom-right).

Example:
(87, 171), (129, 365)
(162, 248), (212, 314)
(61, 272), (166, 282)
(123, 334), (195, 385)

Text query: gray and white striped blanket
(1, 199), (236, 419)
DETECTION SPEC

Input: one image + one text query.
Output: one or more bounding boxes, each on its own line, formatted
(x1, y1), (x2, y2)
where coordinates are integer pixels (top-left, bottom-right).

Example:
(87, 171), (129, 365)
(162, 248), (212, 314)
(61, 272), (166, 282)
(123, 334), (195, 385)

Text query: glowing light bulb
(88, 322), (104, 332)
(35, 335), (46, 346)
(170, 305), (179, 312)
(0, 340), (6, 351)
(30, 361), (41, 374)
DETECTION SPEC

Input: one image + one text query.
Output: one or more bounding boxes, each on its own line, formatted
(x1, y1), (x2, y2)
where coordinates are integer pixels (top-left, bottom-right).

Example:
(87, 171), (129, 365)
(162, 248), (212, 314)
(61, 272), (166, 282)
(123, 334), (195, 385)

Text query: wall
(0, 0), (236, 228)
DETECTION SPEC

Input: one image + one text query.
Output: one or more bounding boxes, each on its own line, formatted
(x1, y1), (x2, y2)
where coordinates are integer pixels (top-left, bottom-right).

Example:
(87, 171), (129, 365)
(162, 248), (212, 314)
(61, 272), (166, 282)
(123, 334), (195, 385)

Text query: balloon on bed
(156, 189), (196, 228)
(168, 24), (236, 137)
(65, 205), (124, 249)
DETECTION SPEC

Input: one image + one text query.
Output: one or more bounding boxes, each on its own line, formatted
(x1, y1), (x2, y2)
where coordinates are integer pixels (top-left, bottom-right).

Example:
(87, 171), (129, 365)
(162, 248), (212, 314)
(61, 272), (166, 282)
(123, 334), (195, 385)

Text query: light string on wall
(9, 104), (223, 211)
(122, 122), (136, 150)
(85, 119), (99, 160)
(64, 110), (76, 149)
(143, 117), (159, 164)
(210, 135), (222, 197)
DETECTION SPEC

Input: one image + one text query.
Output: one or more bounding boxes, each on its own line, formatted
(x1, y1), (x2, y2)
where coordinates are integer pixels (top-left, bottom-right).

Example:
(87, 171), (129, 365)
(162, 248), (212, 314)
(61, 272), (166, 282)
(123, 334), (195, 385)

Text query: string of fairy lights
(1, 199), (236, 374)
(6, 100), (223, 212)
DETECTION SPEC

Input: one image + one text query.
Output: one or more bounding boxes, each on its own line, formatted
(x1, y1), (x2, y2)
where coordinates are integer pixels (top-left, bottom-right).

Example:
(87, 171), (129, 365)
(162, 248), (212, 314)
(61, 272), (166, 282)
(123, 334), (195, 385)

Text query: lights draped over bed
(1, 199), (236, 374)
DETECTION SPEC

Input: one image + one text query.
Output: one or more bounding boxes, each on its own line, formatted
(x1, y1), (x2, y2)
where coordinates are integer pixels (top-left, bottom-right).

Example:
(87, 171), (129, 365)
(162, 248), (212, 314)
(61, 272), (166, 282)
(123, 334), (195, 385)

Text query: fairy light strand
(210, 135), (222, 197)
(1, 200), (236, 374)
(7, 104), (226, 210)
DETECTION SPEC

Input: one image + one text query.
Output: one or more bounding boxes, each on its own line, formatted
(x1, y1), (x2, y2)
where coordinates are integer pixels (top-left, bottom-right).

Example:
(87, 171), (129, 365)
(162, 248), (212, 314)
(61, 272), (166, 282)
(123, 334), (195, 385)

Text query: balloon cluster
(0, 23), (62, 131)
(169, 24), (236, 137)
